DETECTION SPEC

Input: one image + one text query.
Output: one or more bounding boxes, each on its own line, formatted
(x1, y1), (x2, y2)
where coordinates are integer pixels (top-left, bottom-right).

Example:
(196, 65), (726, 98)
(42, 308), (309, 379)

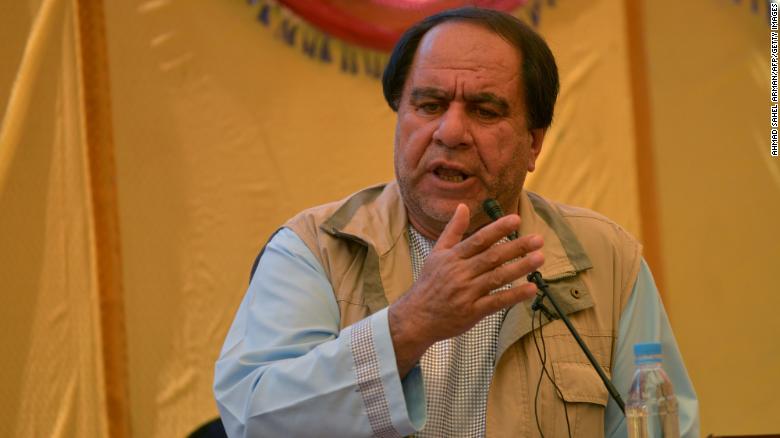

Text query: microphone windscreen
(482, 198), (504, 221)
(483, 198), (518, 241)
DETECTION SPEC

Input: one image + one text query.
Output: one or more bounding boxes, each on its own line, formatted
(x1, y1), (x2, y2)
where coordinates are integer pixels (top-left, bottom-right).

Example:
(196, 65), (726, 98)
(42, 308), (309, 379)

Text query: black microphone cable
(531, 306), (572, 438)
(482, 198), (572, 438)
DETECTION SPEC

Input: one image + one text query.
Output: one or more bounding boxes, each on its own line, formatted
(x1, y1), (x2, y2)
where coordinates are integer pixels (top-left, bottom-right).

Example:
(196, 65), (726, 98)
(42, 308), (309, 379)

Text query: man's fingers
(455, 214), (521, 258)
(473, 282), (539, 316)
(471, 249), (544, 292)
(469, 234), (544, 276)
(434, 203), (470, 250)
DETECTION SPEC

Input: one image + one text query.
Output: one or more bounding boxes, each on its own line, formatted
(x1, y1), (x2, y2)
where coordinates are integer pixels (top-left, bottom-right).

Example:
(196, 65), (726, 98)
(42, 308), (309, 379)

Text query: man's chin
(399, 182), (489, 229)
(428, 194), (513, 227)
(419, 198), (482, 224)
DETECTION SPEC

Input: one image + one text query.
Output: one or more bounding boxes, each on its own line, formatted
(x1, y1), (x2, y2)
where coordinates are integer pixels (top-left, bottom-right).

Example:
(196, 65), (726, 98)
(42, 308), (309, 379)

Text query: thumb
(434, 203), (470, 250)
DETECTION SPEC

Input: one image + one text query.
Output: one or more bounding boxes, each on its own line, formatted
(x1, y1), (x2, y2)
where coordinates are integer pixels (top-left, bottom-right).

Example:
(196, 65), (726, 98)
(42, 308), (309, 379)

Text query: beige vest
(285, 182), (641, 438)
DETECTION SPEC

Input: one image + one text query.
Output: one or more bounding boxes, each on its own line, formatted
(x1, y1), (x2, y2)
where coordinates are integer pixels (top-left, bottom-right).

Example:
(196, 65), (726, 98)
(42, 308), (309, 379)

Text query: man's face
(394, 21), (546, 239)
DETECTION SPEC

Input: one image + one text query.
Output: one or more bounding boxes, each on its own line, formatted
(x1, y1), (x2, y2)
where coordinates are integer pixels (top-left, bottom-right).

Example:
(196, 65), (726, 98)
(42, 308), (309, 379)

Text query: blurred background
(1, 0), (776, 436)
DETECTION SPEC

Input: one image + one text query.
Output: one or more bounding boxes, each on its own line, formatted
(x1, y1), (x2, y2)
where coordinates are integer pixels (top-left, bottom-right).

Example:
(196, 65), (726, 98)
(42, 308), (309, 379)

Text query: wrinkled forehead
(412, 21), (521, 77)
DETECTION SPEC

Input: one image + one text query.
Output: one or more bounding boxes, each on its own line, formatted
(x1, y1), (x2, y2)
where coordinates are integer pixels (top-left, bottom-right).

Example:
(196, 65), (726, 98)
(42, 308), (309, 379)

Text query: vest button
(570, 288), (581, 299)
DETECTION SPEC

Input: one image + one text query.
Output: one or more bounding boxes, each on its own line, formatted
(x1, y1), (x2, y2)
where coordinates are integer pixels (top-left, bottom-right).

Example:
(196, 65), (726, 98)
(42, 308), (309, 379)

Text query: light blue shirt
(214, 227), (699, 437)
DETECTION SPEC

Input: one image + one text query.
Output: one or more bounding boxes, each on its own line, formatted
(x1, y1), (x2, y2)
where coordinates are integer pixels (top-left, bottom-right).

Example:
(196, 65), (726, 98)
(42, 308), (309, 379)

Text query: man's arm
(213, 228), (425, 438)
(214, 205), (545, 437)
(605, 259), (700, 438)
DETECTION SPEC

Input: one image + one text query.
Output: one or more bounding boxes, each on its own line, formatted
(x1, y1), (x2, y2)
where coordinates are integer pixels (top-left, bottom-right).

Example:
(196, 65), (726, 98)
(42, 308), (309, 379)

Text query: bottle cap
(634, 342), (662, 356)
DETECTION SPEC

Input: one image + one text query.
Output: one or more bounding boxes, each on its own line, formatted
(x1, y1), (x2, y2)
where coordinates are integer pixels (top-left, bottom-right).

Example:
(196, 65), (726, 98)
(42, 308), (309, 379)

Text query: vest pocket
(551, 361), (609, 436)
(552, 362), (609, 405)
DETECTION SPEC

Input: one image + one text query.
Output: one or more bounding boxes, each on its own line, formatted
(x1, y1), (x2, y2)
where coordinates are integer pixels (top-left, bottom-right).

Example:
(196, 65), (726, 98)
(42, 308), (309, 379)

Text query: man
(214, 7), (698, 437)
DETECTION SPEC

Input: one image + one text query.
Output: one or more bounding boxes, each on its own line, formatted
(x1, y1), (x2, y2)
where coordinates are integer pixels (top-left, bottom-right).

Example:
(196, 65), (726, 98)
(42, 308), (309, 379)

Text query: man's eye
(419, 103), (442, 114)
(475, 107), (499, 119)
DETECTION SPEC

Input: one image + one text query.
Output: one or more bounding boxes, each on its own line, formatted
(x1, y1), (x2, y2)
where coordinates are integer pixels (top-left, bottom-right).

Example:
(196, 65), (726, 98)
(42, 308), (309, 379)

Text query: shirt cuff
(350, 307), (426, 437)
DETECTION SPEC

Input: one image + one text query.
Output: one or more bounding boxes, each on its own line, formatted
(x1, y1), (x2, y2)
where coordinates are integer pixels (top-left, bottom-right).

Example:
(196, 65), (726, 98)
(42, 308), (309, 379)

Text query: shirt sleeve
(214, 227), (426, 438)
(604, 259), (700, 438)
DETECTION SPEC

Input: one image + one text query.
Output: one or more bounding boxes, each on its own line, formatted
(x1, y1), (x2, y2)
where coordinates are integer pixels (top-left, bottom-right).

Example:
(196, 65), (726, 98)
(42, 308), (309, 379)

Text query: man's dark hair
(382, 7), (559, 130)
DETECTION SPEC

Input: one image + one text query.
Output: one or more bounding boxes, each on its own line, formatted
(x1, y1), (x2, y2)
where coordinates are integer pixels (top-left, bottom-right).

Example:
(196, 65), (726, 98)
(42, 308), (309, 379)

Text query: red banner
(277, 0), (528, 51)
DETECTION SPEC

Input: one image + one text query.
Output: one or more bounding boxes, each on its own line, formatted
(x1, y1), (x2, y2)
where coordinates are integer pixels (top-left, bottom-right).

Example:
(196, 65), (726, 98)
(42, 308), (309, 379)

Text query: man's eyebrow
(410, 87), (451, 101)
(466, 92), (510, 113)
(409, 88), (510, 113)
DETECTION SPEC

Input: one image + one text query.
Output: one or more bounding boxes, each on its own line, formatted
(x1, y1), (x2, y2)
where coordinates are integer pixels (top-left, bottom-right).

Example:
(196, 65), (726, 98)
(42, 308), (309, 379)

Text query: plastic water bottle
(626, 343), (680, 438)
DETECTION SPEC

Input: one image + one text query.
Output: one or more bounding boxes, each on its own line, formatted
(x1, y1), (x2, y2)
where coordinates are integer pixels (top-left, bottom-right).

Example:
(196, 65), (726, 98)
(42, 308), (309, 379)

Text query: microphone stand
(481, 198), (625, 413)
(528, 271), (626, 414)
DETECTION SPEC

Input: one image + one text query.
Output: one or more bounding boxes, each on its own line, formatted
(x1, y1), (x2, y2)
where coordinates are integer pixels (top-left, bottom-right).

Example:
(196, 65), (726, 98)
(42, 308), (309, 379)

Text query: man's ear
(527, 128), (547, 172)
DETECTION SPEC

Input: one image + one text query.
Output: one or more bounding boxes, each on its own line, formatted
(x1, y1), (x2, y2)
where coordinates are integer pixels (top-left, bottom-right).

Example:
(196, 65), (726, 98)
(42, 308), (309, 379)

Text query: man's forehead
(402, 22), (522, 102)
(414, 21), (519, 69)
(403, 22), (522, 93)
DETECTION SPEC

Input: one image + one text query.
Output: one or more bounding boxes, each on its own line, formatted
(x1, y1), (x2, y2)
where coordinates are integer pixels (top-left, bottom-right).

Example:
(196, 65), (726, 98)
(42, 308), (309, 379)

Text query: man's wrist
(388, 302), (433, 378)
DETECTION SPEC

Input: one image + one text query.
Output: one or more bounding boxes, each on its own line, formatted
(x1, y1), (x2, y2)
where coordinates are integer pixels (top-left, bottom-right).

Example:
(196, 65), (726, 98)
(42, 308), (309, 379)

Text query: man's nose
(432, 106), (472, 148)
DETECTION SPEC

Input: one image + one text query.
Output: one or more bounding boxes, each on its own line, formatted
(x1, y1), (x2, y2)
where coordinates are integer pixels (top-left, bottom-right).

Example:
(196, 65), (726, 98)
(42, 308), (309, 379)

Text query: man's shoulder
(285, 182), (394, 232)
(280, 182), (405, 290)
(526, 192), (643, 282)
(531, 192), (640, 248)
(283, 182), (407, 258)
(528, 192), (643, 302)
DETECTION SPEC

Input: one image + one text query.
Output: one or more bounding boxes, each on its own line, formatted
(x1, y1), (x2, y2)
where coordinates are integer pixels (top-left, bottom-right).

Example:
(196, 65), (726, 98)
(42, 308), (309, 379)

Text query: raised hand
(388, 203), (544, 377)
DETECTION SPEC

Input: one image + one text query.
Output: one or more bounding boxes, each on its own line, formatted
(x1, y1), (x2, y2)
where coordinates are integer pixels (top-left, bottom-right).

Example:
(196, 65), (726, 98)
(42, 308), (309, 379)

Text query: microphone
(480, 197), (626, 414)
(481, 199), (518, 241)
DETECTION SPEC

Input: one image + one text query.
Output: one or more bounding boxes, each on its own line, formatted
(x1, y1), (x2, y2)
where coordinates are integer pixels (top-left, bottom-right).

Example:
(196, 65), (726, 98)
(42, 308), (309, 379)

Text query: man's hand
(388, 203), (544, 377)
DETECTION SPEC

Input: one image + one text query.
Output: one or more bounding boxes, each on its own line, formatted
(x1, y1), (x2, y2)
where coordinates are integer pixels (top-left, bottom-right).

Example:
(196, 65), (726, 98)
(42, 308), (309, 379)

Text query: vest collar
(318, 183), (595, 335)
(320, 182), (408, 257)
(519, 191), (593, 279)
(319, 183), (593, 276)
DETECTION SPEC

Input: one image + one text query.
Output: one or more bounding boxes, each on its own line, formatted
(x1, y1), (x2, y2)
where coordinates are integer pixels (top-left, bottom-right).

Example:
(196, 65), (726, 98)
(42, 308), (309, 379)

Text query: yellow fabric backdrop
(105, 2), (397, 436)
(1, 0), (775, 436)
(103, 2), (640, 435)
(644, 0), (780, 433)
(0, 0), (108, 436)
(525, 0), (641, 239)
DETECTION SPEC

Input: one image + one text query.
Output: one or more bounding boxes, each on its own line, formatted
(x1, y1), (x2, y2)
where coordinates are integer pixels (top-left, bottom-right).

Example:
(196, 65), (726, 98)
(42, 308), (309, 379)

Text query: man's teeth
(435, 168), (467, 182)
(439, 174), (464, 182)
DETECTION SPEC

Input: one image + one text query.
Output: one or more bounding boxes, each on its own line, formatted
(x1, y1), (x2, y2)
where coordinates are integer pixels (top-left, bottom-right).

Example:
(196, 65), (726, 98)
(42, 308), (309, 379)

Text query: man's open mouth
(433, 167), (469, 183)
